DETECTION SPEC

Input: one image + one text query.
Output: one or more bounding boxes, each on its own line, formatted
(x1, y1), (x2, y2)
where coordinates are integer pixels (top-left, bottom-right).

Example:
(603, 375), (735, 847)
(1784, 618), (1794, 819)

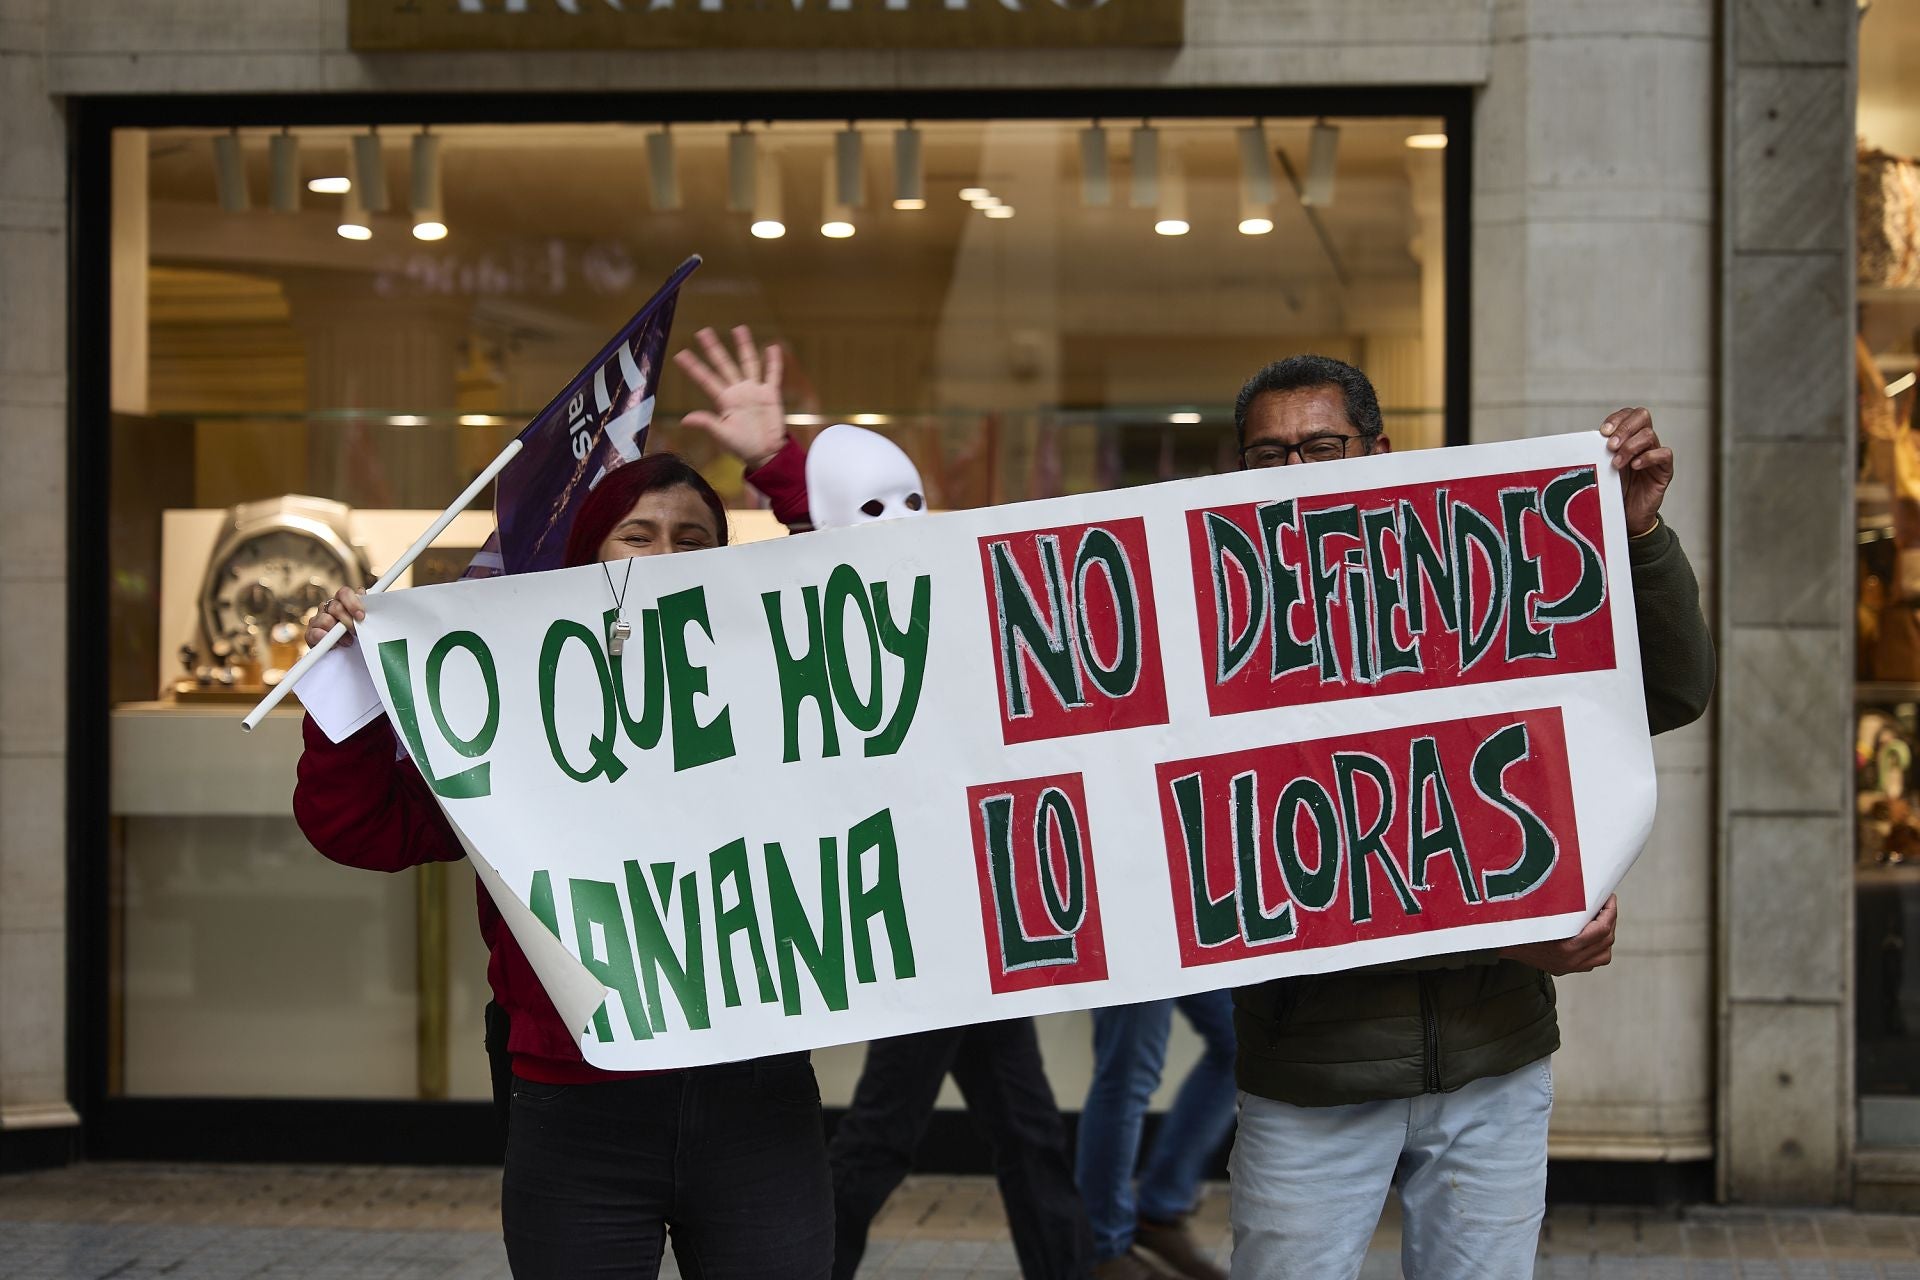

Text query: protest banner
(350, 430), (1654, 1071)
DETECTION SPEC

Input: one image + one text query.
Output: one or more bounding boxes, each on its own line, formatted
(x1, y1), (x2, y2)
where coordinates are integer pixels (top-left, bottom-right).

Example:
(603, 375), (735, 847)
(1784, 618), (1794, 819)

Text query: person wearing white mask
(676, 329), (1095, 1280)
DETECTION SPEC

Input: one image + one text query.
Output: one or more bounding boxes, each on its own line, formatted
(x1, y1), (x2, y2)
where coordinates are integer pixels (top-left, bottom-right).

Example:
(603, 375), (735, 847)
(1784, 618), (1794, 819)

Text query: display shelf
(111, 701), (304, 817)
(1863, 285), (1920, 303)
(1859, 682), (1920, 705)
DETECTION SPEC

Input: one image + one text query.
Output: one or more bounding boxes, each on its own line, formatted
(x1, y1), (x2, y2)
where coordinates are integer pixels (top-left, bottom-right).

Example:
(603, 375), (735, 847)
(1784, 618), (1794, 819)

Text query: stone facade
(0, 0), (1868, 1203)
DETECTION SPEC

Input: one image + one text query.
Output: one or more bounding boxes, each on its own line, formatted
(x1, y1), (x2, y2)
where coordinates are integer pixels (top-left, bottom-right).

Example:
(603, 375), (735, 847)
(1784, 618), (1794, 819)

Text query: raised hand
(1602, 407), (1673, 537)
(307, 587), (365, 650)
(672, 325), (788, 471)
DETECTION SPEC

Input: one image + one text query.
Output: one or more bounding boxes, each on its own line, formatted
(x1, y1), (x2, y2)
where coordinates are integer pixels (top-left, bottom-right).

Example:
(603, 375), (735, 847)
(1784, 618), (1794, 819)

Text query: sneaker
(1091, 1252), (1159, 1280)
(1132, 1219), (1227, 1280)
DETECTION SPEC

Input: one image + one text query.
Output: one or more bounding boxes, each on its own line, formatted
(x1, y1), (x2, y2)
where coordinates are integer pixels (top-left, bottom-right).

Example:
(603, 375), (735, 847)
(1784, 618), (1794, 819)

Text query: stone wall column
(1471, 0), (1719, 1161)
(1716, 0), (1857, 1205)
(0, 0), (79, 1166)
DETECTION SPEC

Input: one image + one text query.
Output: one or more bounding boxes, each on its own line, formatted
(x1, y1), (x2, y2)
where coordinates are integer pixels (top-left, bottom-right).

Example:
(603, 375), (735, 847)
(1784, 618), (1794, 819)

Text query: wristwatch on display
(175, 495), (370, 698)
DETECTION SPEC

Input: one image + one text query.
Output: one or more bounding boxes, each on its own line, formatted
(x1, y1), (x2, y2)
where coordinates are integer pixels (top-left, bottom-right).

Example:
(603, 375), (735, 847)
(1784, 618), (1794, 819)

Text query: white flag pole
(240, 437), (525, 733)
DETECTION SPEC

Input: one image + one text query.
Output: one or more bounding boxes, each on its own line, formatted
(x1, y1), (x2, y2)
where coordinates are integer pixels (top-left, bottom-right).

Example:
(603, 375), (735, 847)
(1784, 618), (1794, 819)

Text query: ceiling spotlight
(820, 157), (856, 239)
(1169, 412), (1202, 424)
(750, 147), (785, 239)
(892, 125), (924, 210)
(212, 131), (249, 213)
(352, 127), (388, 212)
(835, 124), (864, 209)
(1154, 151), (1188, 236)
(984, 205), (1015, 219)
(1405, 133), (1449, 150)
(337, 179), (372, 241)
(647, 127), (680, 212)
(1080, 123), (1111, 208)
(727, 127), (756, 214)
(958, 186), (990, 201)
(1131, 124), (1161, 209)
(1236, 122), (1274, 234)
(1302, 120), (1339, 207)
(971, 194), (1003, 209)
(269, 132), (300, 213)
(307, 175), (350, 194)
(411, 129), (446, 241)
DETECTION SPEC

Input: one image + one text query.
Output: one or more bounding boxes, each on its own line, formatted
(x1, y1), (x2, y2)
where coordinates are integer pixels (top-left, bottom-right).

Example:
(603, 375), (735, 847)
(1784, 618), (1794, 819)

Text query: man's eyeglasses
(1239, 432), (1378, 469)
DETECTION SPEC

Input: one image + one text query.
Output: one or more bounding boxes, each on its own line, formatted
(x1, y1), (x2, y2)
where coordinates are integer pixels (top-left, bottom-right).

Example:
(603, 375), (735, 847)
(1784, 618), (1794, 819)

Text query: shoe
(1091, 1252), (1159, 1280)
(1132, 1219), (1227, 1280)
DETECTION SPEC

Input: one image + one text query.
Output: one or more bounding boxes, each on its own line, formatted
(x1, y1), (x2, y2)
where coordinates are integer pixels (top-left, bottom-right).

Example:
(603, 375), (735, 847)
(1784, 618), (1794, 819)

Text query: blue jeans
(1228, 1058), (1553, 1280)
(1076, 991), (1238, 1262)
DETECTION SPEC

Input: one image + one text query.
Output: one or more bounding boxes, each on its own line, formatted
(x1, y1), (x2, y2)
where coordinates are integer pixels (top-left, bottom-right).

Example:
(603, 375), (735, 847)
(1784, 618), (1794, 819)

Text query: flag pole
(239, 437), (525, 733)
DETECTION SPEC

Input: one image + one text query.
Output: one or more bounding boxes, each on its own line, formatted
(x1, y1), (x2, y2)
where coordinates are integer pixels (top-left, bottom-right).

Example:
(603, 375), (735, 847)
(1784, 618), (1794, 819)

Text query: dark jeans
(502, 1055), (834, 1280)
(828, 1020), (1091, 1280)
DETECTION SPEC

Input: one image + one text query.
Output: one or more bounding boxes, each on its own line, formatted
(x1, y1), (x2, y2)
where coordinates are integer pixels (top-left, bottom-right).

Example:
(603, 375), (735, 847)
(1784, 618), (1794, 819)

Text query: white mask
(805, 424), (929, 531)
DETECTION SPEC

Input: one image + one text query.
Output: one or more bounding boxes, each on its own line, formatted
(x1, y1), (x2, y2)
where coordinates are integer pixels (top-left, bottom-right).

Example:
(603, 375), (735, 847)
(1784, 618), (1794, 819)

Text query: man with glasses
(1222, 354), (1715, 1279)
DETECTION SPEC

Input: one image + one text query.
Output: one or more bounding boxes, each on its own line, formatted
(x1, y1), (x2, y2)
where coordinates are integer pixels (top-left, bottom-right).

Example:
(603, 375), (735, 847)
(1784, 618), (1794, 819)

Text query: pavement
(3, 1164), (1920, 1278)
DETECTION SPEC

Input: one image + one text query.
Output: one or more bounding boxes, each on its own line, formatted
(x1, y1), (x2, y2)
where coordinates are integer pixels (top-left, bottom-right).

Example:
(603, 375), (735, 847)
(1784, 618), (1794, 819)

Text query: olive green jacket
(1233, 521), (1716, 1107)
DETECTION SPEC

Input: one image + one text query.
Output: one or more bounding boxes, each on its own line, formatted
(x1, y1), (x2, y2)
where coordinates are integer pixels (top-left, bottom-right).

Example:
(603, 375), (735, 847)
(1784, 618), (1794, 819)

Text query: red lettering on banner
(966, 773), (1110, 993)
(1187, 465), (1614, 716)
(1154, 708), (1585, 967)
(978, 518), (1170, 744)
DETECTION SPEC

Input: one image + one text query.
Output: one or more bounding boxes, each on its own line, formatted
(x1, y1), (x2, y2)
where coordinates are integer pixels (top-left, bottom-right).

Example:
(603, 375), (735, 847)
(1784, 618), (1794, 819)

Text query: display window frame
(68, 84), (1473, 1164)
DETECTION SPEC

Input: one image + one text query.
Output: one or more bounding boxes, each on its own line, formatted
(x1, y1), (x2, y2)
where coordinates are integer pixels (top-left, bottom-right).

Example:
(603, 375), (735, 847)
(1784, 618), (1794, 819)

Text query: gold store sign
(349, 0), (1184, 51)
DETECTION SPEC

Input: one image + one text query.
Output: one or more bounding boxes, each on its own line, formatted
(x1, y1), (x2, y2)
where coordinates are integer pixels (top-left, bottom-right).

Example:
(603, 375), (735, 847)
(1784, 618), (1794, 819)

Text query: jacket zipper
(1418, 972), (1441, 1093)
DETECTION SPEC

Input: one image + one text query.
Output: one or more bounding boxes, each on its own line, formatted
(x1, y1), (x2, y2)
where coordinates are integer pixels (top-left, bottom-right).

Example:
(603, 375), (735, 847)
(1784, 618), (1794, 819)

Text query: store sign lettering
(350, 0), (1181, 50)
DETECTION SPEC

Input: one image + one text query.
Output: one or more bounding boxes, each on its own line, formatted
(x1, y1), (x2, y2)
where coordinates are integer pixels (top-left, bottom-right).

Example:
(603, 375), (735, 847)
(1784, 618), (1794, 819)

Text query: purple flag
(469, 255), (701, 579)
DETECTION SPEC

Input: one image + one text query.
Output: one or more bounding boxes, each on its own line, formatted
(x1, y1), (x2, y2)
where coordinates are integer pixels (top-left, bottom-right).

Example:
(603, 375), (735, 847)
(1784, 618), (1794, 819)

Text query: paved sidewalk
(3, 1164), (1920, 1278)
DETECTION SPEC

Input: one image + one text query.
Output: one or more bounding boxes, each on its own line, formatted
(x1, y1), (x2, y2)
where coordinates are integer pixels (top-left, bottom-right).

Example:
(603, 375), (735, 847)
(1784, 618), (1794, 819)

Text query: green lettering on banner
(1274, 776), (1340, 912)
(1169, 773), (1239, 947)
(1535, 469), (1606, 623)
(1303, 505), (1361, 683)
(1472, 723), (1560, 901)
(1073, 529), (1141, 699)
(1398, 493), (1458, 636)
(865, 576), (931, 757)
(1205, 512), (1266, 684)
(1337, 753), (1421, 925)
(538, 620), (628, 784)
(848, 809), (917, 984)
(569, 877), (651, 1043)
(1408, 737), (1479, 902)
(1231, 771), (1293, 943)
(765, 838), (850, 1016)
(825, 565), (884, 734)
(1451, 503), (1506, 672)
(530, 868), (561, 937)
(1362, 507), (1422, 677)
(658, 587), (737, 772)
(623, 859), (710, 1032)
(709, 838), (778, 1009)
(981, 794), (1077, 968)
(1257, 501), (1319, 678)
(991, 537), (1086, 717)
(378, 635), (497, 799)
(1499, 489), (1555, 661)
(1034, 788), (1087, 935)
(606, 607), (667, 750)
(763, 584), (841, 763)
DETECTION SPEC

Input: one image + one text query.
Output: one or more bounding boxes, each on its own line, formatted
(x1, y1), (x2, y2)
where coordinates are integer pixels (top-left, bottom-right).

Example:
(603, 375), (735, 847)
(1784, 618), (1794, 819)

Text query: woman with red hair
(296, 336), (826, 1279)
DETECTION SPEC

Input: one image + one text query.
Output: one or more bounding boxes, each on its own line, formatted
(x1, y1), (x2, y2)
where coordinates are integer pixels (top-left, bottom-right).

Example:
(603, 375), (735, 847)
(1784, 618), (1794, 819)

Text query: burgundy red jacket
(293, 441), (811, 1084)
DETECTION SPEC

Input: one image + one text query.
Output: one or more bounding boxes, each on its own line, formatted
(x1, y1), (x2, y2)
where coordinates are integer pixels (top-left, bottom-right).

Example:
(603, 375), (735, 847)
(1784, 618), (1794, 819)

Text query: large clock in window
(194, 496), (369, 689)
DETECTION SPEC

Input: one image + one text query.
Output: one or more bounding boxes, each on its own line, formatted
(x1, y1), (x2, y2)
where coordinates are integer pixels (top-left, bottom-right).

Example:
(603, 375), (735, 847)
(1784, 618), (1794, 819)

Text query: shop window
(105, 112), (1451, 1102)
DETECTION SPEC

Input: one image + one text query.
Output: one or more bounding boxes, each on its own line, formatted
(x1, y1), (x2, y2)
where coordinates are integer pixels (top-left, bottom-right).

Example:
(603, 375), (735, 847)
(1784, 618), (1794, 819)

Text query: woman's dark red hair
(562, 452), (730, 569)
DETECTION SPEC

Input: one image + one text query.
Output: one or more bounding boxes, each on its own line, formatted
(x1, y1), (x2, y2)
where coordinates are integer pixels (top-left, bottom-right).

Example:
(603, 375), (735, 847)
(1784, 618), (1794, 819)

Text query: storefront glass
(1854, 5), (1920, 1148)
(106, 111), (1451, 1103)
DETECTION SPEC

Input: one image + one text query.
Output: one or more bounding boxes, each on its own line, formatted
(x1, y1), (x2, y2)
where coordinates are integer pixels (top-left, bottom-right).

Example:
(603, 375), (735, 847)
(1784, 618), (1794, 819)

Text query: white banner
(353, 432), (1653, 1071)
